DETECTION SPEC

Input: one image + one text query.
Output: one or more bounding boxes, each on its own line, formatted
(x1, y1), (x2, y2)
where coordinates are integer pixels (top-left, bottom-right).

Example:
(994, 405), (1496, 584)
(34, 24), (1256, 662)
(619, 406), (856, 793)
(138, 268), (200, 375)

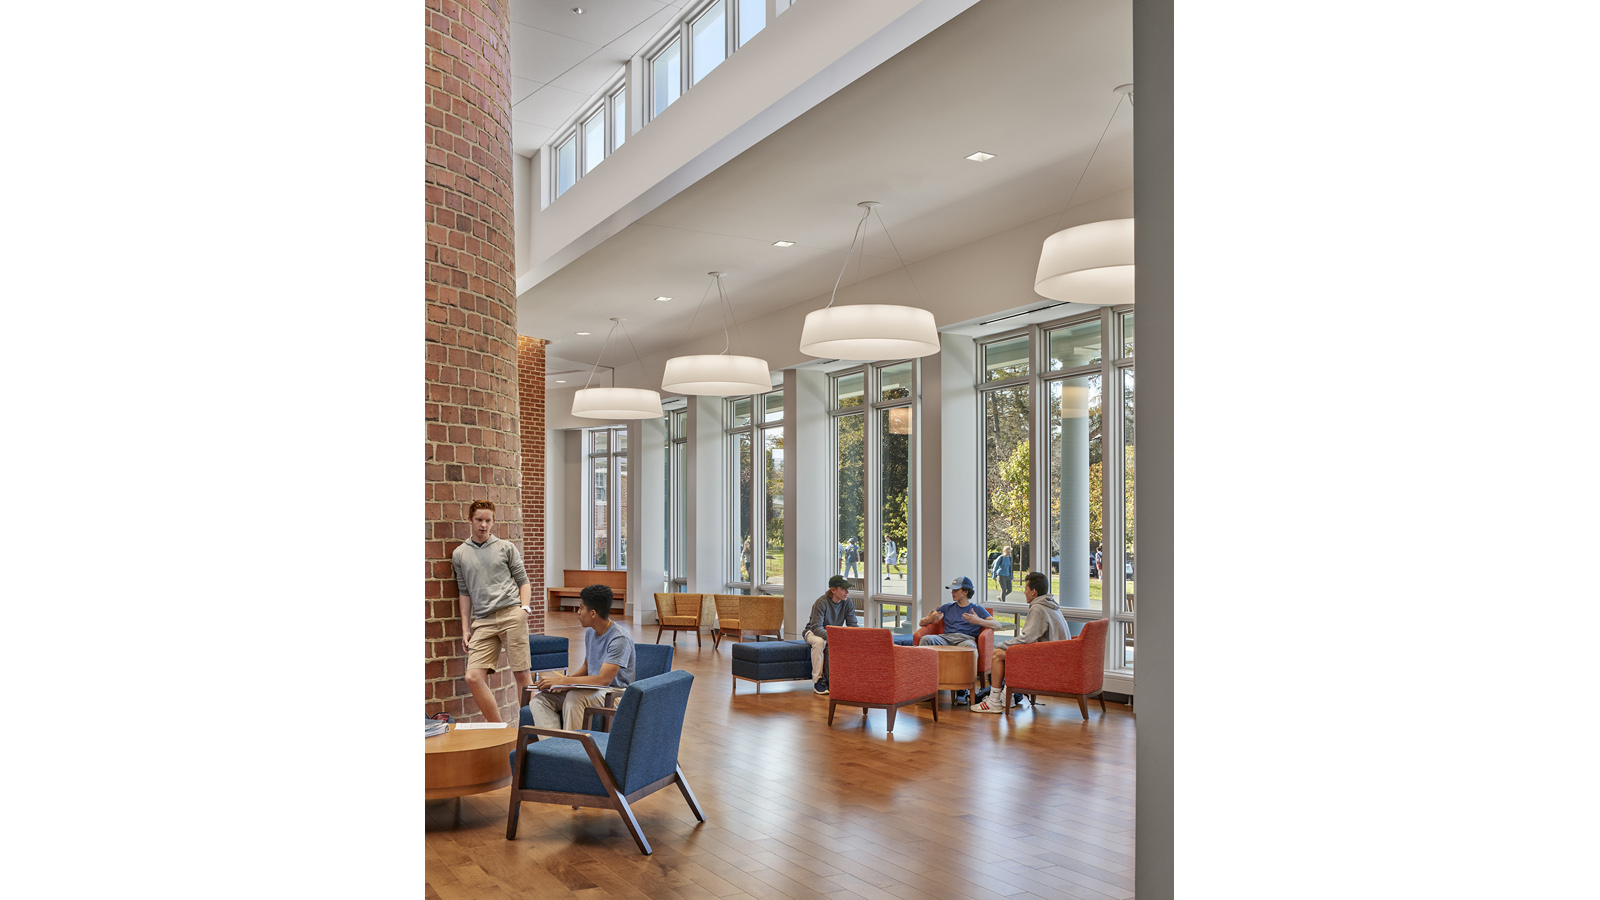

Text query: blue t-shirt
(585, 622), (636, 688)
(936, 601), (991, 638)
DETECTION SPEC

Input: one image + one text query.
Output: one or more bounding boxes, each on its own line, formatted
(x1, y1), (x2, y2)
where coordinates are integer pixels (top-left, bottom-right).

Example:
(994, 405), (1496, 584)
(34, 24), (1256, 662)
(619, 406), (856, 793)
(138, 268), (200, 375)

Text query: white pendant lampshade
(799, 304), (941, 360)
(1034, 217), (1135, 305)
(1060, 383), (1090, 419)
(571, 386), (663, 419)
(661, 354), (771, 396)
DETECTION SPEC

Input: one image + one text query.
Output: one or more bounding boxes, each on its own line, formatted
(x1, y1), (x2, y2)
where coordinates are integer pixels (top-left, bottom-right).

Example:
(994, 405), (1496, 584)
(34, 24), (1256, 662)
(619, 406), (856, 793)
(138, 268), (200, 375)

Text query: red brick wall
(517, 335), (547, 637)
(424, 0), (524, 722)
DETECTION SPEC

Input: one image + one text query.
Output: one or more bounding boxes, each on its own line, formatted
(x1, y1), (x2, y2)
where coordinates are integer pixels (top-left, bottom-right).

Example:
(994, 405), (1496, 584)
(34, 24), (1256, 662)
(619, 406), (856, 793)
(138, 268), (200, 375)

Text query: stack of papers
(454, 722), (511, 730)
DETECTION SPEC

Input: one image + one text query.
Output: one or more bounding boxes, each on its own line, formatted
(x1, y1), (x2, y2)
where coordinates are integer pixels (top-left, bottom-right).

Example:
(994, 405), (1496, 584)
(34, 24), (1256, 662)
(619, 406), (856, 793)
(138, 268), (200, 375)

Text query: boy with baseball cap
(916, 575), (998, 704)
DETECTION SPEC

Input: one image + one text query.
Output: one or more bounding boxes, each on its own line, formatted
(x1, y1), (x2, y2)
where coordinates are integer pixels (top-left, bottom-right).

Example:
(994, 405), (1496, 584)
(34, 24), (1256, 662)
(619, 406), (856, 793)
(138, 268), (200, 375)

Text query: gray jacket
(1014, 595), (1070, 644)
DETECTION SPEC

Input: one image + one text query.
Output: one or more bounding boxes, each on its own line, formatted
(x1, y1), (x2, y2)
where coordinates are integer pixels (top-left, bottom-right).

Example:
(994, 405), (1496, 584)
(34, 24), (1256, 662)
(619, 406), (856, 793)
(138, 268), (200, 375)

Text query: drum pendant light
(1034, 84), (1136, 305)
(798, 201), (940, 360)
(571, 318), (663, 419)
(661, 272), (772, 396)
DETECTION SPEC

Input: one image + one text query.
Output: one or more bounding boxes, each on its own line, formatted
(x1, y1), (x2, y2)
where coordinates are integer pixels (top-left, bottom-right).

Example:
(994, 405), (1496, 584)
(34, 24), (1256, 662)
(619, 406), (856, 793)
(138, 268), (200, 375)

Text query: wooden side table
(927, 645), (980, 696)
(425, 724), (520, 799)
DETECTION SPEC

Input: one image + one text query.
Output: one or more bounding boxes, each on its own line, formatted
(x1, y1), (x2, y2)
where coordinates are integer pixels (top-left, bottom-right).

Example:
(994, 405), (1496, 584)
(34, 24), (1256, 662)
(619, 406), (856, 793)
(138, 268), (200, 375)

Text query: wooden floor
(426, 614), (1137, 900)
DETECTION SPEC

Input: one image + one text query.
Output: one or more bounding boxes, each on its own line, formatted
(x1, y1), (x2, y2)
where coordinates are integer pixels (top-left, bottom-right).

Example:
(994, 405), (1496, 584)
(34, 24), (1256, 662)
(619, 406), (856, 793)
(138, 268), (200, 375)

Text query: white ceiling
(514, 0), (1134, 374)
(509, 0), (690, 154)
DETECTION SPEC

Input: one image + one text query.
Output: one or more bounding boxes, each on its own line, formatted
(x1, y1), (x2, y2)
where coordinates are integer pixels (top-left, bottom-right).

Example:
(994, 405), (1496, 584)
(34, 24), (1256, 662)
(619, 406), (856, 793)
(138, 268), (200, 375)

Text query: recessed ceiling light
(576, 331), (591, 335)
(772, 240), (794, 247)
(571, 7), (583, 14)
(965, 151), (996, 162)
(554, 379), (567, 384)
(654, 296), (672, 302)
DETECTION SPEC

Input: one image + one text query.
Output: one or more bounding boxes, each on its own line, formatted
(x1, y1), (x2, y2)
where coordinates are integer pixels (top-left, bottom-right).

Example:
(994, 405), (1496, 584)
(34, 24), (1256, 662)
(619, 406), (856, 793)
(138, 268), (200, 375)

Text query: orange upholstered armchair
(826, 627), (938, 733)
(653, 593), (704, 647)
(911, 607), (996, 686)
(712, 594), (784, 648)
(1002, 618), (1110, 719)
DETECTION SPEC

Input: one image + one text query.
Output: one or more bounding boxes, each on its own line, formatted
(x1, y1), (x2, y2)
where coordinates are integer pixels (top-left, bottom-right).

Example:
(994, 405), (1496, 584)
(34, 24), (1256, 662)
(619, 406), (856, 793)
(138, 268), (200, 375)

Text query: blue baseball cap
(948, 576), (974, 593)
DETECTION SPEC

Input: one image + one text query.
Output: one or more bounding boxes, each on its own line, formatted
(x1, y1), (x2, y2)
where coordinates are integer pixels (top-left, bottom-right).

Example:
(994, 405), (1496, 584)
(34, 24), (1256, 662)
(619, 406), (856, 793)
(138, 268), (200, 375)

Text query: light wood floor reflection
(426, 613), (1136, 900)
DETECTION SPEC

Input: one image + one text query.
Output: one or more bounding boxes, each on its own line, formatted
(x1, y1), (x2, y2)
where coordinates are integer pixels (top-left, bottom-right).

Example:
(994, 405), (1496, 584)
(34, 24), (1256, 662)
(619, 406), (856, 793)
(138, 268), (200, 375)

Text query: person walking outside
(991, 545), (1014, 602)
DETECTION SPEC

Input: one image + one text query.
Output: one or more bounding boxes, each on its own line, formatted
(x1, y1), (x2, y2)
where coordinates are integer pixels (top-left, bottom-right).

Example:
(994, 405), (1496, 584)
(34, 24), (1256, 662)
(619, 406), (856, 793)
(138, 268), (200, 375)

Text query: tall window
(979, 336), (1031, 606)
(830, 361), (917, 623)
(727, 390), (783, 593)
(977, 307), (1135, 671)
(584, 427), (628, 570)
(667, 408), (688, 591)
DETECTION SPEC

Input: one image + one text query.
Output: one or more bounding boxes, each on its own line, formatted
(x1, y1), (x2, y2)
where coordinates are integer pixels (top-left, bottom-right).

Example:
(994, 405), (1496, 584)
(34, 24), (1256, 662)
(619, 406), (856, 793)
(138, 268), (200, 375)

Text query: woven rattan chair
(652, 592), (703, 647)
(712, 594), (784, 648)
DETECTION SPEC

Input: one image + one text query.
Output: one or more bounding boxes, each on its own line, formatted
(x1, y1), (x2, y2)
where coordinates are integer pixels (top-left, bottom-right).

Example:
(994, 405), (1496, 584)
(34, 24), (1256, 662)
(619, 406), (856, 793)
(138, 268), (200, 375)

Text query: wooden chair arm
(581, 706), (619, 731)
(511, 724), (609, 791)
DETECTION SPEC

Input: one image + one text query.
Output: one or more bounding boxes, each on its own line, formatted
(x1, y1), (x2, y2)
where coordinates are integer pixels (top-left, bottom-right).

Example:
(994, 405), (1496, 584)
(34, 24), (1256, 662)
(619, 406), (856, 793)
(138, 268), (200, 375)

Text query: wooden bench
(546, 569), (628, 613)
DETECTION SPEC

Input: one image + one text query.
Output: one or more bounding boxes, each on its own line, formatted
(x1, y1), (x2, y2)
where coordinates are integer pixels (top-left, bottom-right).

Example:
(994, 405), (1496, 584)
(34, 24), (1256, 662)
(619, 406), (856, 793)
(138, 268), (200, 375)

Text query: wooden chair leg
(827, 700), (837, 724)
(929, 697), (938, 722)
(885, 706), (897, 732)
(696, 629), (702, 648)
(505, 797), (521, 839)
(611, 794), (652, 855)
(655, 625), (663, 644)
(711, 629), (721, 650)
(1097, 691), (1107, 713)
(1077, 695), (1089, 719)
(674, 765), (706, 822)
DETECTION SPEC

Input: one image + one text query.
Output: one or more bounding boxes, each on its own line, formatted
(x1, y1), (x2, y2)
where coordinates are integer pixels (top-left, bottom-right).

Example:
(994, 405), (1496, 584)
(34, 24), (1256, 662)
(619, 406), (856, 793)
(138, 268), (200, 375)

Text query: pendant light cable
(581, 320), (621, 390)
(824, 206), (872, 310)
(1047, 91), (1128, 234)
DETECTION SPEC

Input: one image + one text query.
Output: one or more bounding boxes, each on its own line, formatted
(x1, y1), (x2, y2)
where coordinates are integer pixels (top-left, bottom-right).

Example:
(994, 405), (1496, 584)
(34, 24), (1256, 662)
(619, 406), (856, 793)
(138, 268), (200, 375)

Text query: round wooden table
(425, 724), (520, 799)
(927, 645), (980, 694)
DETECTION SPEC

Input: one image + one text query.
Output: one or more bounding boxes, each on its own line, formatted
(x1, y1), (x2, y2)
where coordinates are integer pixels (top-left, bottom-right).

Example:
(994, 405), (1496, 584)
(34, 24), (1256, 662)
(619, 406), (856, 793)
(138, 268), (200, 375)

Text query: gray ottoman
(730, 639), (812, 694)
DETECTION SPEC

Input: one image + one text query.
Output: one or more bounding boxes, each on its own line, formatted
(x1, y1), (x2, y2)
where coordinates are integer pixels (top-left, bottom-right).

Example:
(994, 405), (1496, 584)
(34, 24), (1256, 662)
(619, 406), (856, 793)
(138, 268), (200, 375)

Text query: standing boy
(452, 500), (533, 723)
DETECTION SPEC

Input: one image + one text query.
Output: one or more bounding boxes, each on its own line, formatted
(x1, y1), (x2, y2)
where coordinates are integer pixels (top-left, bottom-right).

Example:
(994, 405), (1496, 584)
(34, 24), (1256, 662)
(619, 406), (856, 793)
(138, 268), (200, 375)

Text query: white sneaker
(971, 694), (1005, 713)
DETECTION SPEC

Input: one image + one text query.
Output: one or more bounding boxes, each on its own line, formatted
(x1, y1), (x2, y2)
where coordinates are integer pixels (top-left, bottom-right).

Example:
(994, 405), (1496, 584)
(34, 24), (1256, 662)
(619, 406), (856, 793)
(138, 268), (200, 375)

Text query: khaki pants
(528, 686), (616, 731)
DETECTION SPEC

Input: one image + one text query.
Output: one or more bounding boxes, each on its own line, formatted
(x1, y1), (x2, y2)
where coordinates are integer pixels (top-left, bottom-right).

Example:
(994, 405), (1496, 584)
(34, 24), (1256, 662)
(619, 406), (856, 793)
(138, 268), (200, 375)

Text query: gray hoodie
(804, 592), (859, 638)
(1014, 594), (1070, 644)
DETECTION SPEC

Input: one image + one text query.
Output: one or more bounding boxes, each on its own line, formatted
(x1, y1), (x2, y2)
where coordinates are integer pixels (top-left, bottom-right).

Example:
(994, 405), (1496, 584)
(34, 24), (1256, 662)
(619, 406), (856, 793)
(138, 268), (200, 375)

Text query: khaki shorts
(467, 605), (531, 672)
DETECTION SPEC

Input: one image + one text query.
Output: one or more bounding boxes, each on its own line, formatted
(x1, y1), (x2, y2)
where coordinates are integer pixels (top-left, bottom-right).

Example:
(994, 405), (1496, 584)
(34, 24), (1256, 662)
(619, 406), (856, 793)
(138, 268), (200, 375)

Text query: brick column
(517, 336), (547, 636)
(424, 0), (523, 722)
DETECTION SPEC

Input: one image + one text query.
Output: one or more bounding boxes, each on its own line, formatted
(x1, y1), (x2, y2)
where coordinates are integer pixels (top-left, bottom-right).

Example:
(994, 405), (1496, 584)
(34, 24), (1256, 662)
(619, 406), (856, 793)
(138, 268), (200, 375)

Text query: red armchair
(826, 627), (939, 733)
(1002, 618), (1110, 719)
(911, 607), (996, 686)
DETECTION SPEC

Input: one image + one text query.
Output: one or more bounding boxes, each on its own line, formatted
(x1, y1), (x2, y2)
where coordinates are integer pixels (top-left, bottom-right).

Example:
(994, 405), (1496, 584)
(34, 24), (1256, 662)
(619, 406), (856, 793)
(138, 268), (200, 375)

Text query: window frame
(644, 0), (767, 125)
(828, 359), (918, 626)
(666, 407), (688, 591)
(725, 390), (784, 595)
(583, 426), (629, 570)
(550, 72), (628, 200)
(975, 306), (1136, 673)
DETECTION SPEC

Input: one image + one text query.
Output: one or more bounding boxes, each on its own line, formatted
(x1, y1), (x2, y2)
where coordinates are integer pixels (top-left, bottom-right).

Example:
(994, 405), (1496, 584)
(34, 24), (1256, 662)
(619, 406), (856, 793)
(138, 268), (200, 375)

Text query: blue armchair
(505, 669), (704, 855)
(582, 642), (674, 732)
